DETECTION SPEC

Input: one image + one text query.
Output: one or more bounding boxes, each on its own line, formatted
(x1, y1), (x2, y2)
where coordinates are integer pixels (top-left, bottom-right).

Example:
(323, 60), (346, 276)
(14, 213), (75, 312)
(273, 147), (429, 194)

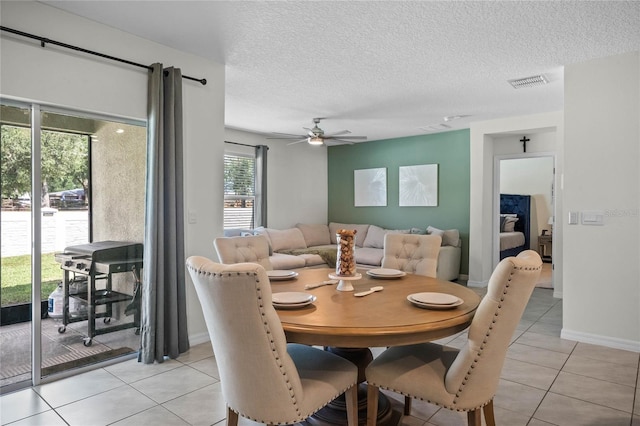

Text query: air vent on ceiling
(419, 123), (451, 132)
(508, 74), (548, 89)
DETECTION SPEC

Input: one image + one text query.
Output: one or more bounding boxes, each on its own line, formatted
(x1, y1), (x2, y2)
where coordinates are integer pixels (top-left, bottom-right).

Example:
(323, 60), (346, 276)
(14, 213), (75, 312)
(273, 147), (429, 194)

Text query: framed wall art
(354, 168), (387, 207)
(399, 164), (438, 206)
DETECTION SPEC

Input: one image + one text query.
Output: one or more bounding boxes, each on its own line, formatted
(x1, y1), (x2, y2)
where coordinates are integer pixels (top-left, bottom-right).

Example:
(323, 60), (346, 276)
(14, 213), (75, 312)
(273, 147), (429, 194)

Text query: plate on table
(366, 268), (406, 279)
(272, 292), (316, 309)
(407, 292), (463, 310)
(267, 270), (299, 281)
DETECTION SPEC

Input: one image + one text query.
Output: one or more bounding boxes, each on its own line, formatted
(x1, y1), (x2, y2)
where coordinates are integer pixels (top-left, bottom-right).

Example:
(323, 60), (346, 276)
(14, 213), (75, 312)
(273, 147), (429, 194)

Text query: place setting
(266, 270), (299, 281)
(366, 268), (407, 279)
(407, 292), (463, 310)
(271, 292), (316, 309)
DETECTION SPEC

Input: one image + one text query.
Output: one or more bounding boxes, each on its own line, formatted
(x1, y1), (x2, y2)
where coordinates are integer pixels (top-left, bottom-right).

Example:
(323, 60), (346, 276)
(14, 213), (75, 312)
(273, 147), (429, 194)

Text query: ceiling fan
(268, 118), (367, 146)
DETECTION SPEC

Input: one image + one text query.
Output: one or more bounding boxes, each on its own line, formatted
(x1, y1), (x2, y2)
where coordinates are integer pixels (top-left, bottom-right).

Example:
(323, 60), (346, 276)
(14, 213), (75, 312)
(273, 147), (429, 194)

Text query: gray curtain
(139, 63), (189, 363)
(255, 145), (268, 227)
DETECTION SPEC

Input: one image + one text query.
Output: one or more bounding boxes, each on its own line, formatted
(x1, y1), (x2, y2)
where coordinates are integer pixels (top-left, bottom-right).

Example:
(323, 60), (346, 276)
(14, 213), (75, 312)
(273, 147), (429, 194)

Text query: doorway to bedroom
(498, 156), (554, 289)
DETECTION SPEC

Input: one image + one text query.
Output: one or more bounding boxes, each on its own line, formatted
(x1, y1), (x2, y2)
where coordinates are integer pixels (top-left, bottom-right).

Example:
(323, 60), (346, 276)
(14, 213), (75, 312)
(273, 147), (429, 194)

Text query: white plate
(272, 293), (316, 309)
(366, 268), (406, 279)
(409, 292), (461, 305)
(407, 293), (463, 310)
(272, 291), (313, 304)
(267, 270), (299, 281)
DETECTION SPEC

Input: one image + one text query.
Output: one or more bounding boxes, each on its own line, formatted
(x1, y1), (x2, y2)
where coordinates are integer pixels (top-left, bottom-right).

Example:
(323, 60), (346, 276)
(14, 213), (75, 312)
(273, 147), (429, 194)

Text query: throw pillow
(427, 226), (460, 247)
(363, 225), (386, 249)
(295, 223), (331, 246)
(410, 227), (427, 235)
(502, 217), (519, 232)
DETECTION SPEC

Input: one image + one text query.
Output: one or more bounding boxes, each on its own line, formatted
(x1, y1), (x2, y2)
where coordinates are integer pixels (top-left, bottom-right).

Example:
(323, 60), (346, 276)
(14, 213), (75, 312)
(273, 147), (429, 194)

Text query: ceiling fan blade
(324, 130), (351, 137)
(286, 139), (308, 145)
(325, 135), (367, 140)
(267, 132), (307, 139)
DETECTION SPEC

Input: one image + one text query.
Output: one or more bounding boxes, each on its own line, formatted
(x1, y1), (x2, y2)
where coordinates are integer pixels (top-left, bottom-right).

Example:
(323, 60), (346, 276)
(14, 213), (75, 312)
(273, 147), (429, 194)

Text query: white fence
(1, 211), (89, 257)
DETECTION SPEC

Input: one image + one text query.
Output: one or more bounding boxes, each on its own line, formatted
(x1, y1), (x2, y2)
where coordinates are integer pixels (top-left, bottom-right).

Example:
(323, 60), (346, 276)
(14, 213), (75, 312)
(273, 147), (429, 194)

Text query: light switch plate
(581, 210), (604, 225)
(568, 211), (579, 224)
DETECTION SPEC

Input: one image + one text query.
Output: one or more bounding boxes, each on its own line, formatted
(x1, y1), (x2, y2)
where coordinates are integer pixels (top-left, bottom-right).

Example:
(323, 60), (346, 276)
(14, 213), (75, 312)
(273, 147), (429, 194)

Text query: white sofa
(225, 222), (462, 281)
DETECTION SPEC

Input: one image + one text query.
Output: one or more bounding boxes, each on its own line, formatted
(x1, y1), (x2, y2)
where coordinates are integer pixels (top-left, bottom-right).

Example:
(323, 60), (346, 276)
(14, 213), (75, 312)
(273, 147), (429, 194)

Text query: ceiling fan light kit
(308, 136), (324, 145)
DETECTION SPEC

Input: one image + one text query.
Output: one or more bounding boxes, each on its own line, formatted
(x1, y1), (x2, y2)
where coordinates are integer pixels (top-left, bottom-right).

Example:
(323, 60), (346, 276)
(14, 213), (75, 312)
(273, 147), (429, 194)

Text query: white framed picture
(399, 164), (438, 206)
(354, 168), (387, 207)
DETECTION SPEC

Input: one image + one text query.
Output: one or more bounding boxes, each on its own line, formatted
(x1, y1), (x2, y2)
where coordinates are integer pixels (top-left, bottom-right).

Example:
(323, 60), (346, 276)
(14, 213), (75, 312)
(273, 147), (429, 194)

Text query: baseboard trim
(553, 290), (563, 299)
(467, 280), (488, 288)
(188, 331), (211, 346)
(561, 329), (640, 353)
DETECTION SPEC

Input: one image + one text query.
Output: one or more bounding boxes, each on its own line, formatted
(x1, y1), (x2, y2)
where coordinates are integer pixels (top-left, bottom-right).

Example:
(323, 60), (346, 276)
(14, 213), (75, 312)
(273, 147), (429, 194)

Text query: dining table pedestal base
(304, 347), (402, 426)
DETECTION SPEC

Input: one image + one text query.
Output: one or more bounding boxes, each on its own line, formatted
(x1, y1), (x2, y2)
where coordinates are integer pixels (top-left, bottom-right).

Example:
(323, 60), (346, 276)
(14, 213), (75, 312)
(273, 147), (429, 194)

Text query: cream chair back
(214, 235), (272, 270)
(381, 234), (442, 277)
(186, 257), (359, 425)
(444, 250), (542, 409)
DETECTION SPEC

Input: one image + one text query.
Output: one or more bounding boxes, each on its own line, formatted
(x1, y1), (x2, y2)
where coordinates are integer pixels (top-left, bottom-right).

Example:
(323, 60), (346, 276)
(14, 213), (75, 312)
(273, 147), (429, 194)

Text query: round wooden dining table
(272, 267), (481, 426)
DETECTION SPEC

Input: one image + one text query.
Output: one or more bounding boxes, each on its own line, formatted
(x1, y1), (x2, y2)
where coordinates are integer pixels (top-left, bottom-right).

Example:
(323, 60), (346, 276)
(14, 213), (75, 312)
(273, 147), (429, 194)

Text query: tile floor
(1, 288), (639, 426)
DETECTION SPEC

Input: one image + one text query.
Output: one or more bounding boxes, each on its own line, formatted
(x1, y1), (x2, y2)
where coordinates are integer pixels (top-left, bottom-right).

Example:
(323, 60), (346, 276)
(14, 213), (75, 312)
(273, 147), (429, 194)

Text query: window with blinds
(223, 154), (255, 229)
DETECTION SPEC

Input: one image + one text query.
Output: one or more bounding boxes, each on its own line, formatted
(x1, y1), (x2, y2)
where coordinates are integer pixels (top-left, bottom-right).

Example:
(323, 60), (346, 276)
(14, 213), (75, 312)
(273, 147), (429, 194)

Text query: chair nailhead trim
(452, 268), (516, 405)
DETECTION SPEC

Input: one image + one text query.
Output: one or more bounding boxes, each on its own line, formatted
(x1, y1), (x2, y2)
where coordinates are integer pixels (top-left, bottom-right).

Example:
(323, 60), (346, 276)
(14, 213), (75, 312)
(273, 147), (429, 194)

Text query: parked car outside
(49, 188), (86, 209)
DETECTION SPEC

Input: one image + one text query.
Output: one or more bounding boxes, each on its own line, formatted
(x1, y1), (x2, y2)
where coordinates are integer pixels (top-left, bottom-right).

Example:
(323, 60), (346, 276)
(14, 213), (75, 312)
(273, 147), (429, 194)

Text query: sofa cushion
(363, 225), (410, 249)
(265, 228), (307, 251)
(354, 247), (385, 266)
(269, 253), (307, 269)
(427, 226), (460, 247)
(296, 223), (331, 246)
(329, 222), (370, 247)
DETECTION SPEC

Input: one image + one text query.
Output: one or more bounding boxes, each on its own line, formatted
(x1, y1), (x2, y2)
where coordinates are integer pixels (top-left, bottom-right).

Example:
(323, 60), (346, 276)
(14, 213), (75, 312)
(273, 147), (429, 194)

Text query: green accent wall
(327, 129), (470, 274)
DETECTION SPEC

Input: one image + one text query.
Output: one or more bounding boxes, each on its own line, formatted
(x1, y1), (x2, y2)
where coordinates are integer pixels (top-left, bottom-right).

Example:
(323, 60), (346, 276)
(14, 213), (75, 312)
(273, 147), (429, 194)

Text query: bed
(499, 194), (530, 260)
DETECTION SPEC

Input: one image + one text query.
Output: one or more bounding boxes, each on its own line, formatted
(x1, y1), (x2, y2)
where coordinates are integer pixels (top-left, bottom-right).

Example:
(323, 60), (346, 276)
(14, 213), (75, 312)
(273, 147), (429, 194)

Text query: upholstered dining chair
(214, 235), (272, 270)
(365, 250), (542, 426)
(186, 256), (359, 426)
(381, 234), (442, 277)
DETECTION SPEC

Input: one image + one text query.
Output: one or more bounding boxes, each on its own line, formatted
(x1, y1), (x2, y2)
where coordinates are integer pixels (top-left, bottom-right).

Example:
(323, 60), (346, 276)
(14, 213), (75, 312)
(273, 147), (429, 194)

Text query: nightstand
(538, 235), (552, 263)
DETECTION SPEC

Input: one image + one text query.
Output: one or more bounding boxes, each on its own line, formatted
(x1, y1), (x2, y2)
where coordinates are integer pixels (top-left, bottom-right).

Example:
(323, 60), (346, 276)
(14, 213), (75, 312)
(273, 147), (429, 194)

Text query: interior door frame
(493, 152), (556, 269)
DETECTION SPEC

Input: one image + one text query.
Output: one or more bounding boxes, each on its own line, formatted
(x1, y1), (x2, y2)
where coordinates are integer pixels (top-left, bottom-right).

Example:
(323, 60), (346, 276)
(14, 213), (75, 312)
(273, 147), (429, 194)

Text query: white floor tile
(0, 389), (50, 425)
(55, 385), (156, 426)
(130, 365), (216, 404)
(4, 410), (67, 426)
(34, 368), (124, 408)
(162, 382), (226, 426)
(110, 405), (189, 426)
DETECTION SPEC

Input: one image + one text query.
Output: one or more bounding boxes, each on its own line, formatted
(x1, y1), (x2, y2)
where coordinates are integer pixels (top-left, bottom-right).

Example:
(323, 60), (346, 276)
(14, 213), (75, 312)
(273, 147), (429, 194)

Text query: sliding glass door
(1, 101), (146, 391)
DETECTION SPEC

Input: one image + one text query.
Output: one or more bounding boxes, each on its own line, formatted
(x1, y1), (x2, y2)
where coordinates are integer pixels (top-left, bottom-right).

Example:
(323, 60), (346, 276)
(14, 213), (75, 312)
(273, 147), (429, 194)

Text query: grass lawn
(1, 253), (62, 306)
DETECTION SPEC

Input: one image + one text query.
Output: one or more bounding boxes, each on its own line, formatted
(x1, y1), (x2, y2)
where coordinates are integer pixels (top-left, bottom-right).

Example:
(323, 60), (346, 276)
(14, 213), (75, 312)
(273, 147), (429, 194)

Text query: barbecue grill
(55, 241), (143, 346)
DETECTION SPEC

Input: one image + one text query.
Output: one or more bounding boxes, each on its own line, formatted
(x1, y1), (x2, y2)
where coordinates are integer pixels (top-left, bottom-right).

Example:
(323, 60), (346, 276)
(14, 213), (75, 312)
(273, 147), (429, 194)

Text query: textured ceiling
(42, 1), (640, 142)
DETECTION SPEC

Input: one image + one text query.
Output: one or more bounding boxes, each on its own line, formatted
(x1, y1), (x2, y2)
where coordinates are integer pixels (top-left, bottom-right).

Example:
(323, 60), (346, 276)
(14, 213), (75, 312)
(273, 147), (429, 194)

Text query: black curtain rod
(1, 26), (207, 85)
(225, 140), (269, 149)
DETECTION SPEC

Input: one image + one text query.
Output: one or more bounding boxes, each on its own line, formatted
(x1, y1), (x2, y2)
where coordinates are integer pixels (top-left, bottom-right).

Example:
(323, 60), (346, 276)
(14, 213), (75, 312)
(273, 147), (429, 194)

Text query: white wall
(563, 51), (640, 351)
(1, 1), (225, 342)
(225, 128), (328, 230)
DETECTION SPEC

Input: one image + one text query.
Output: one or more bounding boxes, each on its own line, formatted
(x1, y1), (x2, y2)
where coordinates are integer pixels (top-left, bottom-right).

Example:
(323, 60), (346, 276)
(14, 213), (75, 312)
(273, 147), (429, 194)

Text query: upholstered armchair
(365, 250), (542, 426)
(214, 235), (272, 270)
(186, 257), (359, 426)
(381, 234), (442, 278)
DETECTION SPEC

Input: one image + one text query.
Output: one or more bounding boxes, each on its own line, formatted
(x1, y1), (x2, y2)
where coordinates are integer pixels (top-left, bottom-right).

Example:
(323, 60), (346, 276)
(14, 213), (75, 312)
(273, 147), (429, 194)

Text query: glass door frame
(1, 98), (144, 391)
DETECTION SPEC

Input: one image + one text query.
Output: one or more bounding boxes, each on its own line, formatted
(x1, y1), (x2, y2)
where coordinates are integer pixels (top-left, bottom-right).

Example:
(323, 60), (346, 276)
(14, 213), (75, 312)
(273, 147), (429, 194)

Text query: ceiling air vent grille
(419, 123), (451, 132)
(508, 74), (548, 89)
